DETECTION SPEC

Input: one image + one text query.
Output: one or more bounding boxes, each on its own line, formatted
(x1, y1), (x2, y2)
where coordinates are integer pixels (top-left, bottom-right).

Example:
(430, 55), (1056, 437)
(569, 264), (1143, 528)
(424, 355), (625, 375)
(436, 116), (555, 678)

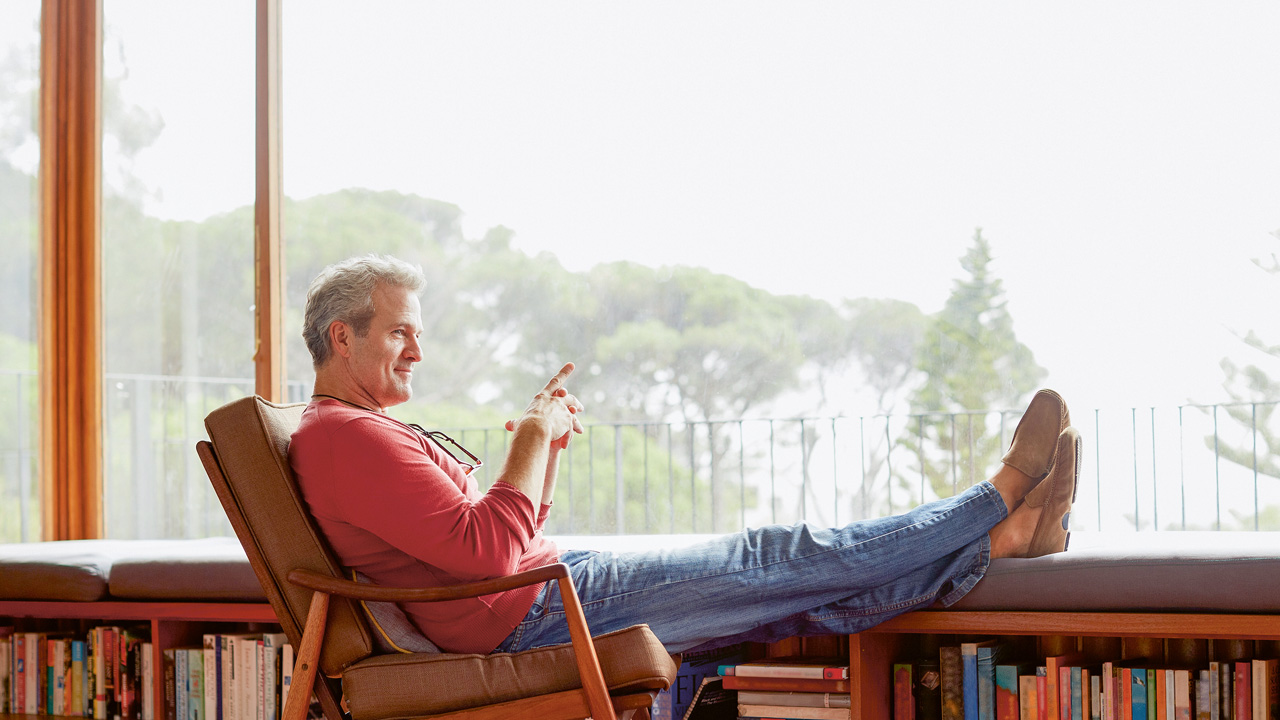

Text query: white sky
(6, 1), (1279, 414)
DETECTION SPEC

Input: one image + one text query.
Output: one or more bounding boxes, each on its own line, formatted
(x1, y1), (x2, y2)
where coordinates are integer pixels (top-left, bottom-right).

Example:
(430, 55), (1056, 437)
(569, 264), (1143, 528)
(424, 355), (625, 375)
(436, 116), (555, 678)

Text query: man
(289, 254), (1079, 655)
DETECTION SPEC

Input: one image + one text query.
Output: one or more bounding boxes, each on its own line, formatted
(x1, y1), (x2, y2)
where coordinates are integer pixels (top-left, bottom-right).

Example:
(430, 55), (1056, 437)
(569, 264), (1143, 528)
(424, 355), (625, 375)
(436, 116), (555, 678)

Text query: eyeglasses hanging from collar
(406, 424), (484, 476)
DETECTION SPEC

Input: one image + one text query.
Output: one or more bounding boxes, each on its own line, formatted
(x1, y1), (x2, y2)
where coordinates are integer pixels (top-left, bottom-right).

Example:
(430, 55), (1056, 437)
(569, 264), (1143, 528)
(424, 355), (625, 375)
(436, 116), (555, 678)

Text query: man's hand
(505, 362), (585, 449)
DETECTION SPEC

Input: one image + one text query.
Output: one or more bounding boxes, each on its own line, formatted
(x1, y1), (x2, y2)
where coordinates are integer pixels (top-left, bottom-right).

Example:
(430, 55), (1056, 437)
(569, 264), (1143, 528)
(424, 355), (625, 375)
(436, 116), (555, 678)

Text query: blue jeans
(494, 481), (1007, 654)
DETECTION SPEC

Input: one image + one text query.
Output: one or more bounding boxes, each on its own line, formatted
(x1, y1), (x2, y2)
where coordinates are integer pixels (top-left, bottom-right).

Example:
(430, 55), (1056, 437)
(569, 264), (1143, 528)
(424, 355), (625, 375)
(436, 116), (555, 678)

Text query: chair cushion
(340, 624), (678, 720)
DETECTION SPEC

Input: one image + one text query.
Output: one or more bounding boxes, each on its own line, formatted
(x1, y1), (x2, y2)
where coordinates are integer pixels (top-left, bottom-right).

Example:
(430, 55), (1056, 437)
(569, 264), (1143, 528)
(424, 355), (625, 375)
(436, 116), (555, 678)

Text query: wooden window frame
(37, 0), (284, 540)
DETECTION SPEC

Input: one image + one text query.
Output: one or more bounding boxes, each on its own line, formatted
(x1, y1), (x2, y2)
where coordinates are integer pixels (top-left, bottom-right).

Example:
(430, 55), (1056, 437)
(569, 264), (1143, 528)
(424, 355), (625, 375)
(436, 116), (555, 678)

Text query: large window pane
(284, 2), (1280, 533)
(0, 2), (42, 542)
(101, 2), (255, 539)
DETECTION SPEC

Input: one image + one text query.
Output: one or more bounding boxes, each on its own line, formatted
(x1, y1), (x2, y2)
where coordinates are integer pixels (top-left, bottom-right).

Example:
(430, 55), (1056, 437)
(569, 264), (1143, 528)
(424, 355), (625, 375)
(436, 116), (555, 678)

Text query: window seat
(2, 533), (1279, 612)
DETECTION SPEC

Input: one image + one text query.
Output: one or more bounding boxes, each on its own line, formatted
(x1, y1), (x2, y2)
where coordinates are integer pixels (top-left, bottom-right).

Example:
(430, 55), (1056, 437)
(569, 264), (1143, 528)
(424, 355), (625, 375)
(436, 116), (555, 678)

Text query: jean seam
(573, 482), (1003, 612)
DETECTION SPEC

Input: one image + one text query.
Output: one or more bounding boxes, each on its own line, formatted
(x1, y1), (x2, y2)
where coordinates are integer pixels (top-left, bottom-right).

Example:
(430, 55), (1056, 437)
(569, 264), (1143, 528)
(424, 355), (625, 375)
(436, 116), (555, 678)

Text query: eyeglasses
(407, 424), (484, 476)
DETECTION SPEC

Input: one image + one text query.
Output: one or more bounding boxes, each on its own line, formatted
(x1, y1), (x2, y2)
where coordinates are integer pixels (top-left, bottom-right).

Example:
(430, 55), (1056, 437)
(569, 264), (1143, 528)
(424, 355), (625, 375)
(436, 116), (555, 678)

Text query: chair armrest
(285, 562), (570, 602)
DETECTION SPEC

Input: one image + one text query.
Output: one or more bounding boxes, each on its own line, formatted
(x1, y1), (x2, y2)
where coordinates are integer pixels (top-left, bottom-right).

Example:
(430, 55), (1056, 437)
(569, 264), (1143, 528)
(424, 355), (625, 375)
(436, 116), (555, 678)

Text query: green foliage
(902, 229), (1046, 499)
(1213, 231), (1280, 481)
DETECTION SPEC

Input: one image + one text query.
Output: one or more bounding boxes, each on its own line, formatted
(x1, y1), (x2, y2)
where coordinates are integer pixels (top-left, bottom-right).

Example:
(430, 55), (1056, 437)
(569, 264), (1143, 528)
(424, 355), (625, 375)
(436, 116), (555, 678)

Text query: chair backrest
(199, 396), (376, 679)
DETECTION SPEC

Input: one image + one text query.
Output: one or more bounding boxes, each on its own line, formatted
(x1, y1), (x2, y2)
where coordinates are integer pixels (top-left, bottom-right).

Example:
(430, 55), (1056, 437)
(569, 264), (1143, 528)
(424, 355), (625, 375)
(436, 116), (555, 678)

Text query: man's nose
(405, 334), (423, 362)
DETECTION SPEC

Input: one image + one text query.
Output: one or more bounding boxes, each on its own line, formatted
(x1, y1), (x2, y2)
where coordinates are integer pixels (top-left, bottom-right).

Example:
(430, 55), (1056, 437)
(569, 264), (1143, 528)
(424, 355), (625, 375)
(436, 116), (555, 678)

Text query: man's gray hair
(302, 254), (426, 368)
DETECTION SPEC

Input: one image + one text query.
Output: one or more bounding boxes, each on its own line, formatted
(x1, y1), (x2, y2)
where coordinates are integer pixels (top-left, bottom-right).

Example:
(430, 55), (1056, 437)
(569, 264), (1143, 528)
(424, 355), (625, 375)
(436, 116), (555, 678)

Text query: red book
(896, 663), (916, 720)
(1237, 661), (1254, 720)
(1038, 669), (1049, 720)
(1047, 655), (1083, 720)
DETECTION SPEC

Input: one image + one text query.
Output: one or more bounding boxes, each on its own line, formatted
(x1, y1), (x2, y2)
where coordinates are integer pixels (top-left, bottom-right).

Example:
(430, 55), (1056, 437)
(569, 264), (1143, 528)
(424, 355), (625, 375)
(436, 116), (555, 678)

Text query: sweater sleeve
(322, 416), (540, 581)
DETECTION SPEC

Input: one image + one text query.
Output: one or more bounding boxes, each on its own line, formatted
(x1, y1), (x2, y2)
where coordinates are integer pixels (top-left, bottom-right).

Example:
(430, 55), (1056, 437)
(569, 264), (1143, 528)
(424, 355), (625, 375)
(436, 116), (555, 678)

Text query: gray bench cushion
(955, 531), (1280, 612)
(108, 537), (265, 601)
(0, 540), (118, 601)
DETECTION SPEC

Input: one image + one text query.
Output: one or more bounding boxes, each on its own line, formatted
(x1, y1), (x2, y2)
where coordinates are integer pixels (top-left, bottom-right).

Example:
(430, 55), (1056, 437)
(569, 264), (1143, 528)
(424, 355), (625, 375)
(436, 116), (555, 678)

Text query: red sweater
(288, 399), (558, 653)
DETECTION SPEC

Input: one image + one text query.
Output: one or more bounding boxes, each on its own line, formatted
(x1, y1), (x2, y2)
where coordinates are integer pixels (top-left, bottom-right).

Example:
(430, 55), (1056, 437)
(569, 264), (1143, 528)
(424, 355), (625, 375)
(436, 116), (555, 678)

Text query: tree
(904, 229), (1046, 499)
(1212, 230), (1280, 484)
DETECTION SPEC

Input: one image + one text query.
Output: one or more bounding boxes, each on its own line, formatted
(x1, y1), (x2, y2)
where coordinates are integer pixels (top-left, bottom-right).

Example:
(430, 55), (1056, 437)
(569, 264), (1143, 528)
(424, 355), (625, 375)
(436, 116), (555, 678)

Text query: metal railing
(1, 370), (1277, 540)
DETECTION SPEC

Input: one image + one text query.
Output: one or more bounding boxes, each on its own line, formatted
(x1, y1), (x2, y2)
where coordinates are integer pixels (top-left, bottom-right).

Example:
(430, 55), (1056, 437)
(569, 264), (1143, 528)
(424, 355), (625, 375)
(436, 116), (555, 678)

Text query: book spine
(279, 645), (293, 720)
(1072, 668), (1084, 720)
(1222, 662), (1233, 720)
(188, 649), (204, 720)
(1022, 675), (1041, 720)
(978, 650), (1000, 720)
(142, 643), (153, 720)
(25, 632), (39, 714)
(1176, 670), (1192, 720)
(1135, 668), (1150, 720)
(942, 647), (964, 720)
(176, 645), (188, 720)
(221, 637), (235, 720)
(964, 646), (980, 720)
(996, 666), (1022, 720)
(203, 636), (218, 720)
(1237, 662), (1252, 720)
(1039, 668), (1049, 720)
(896, 663), (916, 720)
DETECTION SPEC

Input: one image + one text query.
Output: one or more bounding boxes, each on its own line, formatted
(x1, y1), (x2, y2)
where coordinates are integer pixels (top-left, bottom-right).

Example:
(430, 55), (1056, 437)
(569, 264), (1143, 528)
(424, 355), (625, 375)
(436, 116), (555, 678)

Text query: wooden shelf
(1, 600), (280, 719)
(848, 610), (1280, 720)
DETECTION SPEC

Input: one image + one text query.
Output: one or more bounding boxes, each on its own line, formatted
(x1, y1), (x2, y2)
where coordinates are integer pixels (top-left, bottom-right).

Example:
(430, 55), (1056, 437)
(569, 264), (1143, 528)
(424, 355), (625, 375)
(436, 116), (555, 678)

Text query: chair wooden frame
(197, 422), (665, 720)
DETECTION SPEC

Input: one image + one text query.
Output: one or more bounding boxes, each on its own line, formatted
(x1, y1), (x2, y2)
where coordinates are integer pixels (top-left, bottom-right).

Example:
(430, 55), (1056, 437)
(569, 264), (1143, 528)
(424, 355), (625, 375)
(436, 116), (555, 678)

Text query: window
(100, 2), (256, 539)
(0, 2), (41, 542)
(280, 3), (1280, 533)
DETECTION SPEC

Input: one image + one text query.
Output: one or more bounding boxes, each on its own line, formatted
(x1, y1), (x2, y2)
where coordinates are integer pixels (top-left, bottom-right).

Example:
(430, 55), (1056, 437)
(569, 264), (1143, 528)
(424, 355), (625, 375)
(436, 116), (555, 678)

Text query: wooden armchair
(197, 396), (678, 720)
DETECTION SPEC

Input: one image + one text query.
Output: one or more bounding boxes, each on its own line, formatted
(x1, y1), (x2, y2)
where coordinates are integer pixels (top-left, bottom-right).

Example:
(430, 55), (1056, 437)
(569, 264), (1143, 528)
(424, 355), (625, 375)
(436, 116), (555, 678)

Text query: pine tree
(904, 229), (1046, 500)
(1213, 231), (1280, 491)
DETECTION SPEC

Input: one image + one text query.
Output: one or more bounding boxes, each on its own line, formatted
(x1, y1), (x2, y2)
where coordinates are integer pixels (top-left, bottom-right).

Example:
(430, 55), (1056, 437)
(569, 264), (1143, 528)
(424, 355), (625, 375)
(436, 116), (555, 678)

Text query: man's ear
(328, 320), (354, 359)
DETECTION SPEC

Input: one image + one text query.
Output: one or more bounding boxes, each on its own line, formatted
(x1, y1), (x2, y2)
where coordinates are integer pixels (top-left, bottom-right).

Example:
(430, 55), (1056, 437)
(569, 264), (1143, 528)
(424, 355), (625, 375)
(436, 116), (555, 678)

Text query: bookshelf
(849, 611), (1280, 720)
(0, 600), (279, 720)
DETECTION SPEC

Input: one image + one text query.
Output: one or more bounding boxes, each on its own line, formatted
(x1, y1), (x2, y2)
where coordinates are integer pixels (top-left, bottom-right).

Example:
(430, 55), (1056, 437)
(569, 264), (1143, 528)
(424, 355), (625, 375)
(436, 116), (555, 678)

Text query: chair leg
(555, 574), (616, 720)
(283, 590), (330, 720)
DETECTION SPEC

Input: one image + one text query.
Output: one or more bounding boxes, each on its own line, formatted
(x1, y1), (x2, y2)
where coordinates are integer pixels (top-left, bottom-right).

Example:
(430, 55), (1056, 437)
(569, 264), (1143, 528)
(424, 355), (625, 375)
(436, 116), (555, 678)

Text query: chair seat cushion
(340, 624), (678, 720)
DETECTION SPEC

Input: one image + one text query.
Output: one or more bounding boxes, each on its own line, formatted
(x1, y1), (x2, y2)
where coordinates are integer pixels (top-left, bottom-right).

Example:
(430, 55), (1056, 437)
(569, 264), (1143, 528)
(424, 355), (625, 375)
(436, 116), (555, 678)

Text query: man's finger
(543, 362), (575, 394)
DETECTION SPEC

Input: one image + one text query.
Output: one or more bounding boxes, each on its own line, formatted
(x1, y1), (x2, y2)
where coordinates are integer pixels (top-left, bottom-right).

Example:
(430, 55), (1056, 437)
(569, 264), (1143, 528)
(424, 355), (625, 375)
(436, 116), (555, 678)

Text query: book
(676, 675), (734, 720)
(1201, 671), (1214, 720)
(896, 663), (916, 720)
(1046, 655), (1083, 720)
(262, 634), (285, 720)
(1221, 662), (1233, 720)
(918, 659), (943, 720)
(162, 650), (175, 720)
(942, 647), (965, 720)
(1021, 674), (1040, 720)
(1134, 667), (1150, 720)
(1175, 670), (1192, 720)
(978, 646), (1009, 720)
(997, 664), (1033, 720)
(962, 641), (1001, 720)
(187, 649), (205, 720)
(1072, 667), (1084, 720)
(72, 639), (87, 717)
(737, 703), (850, 720)
(1236, 662), (1252, 720)
(202, 636), (218, 720)
(721, 658), (849, 681)
(1092, 674), (1102, 720)
(141, 643), (153, 720)
(279, 645), (293, 720)
(739, 690), (852, 708)
(654, 642), (747, 720)
(1253, 659), (1279, 720)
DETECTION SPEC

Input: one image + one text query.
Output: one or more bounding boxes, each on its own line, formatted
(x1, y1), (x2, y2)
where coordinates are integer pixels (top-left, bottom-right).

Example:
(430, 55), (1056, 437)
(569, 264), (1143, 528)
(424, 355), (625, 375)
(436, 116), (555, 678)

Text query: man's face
(346, 283), (423, 409)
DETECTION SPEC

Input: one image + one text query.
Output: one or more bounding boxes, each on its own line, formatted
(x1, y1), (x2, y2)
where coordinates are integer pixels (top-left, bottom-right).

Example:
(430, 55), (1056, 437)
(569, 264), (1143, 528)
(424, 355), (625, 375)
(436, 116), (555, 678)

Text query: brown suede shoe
(1001, 389), (1070, 479)
(1021, 426), (1081, 557)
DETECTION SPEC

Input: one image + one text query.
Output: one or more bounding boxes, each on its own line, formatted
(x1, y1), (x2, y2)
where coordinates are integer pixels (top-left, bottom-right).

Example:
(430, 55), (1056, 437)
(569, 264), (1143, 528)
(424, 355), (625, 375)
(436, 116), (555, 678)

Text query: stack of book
(719, 658), (852, 720)
(1, 626), (296, 720)
(895, 642), (1279, 720)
